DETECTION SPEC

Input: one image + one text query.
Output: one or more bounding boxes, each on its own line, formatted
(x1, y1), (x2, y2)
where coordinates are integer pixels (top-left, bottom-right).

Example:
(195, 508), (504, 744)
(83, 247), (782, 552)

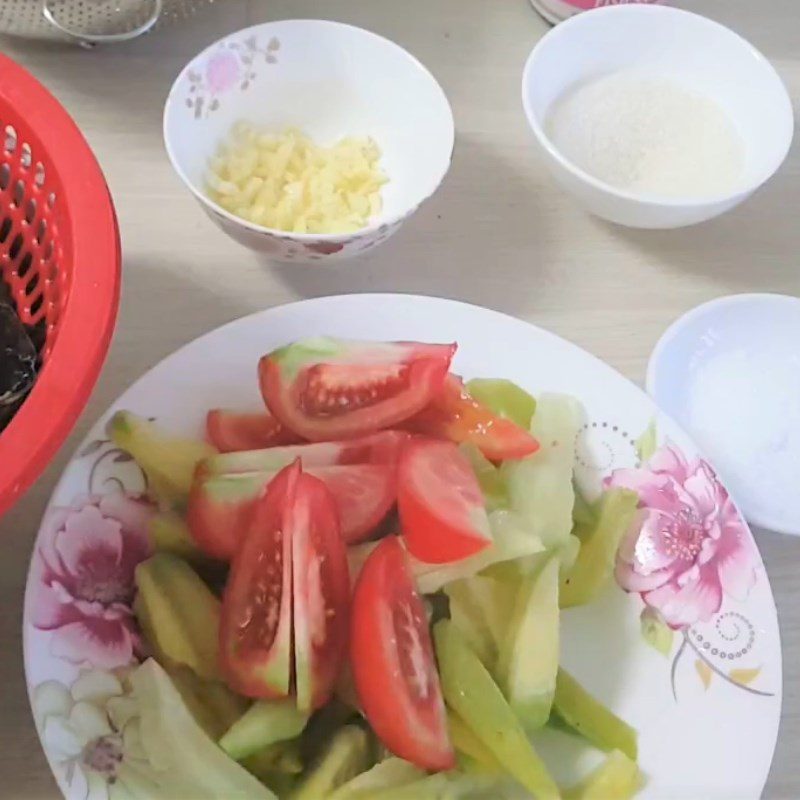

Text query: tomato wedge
(259, 338), (456, 441)
(188, 463), (396, 559)
(206, 409), (303, 452)
(405, 375), (539, 461)
(201, 430), (409, 477)
(219, 460), (350, 705)
(219, 461), (297, 698)
(397, 438), (492, 563)
(292, 471), (350, 711)
(350, 536), (454, 771)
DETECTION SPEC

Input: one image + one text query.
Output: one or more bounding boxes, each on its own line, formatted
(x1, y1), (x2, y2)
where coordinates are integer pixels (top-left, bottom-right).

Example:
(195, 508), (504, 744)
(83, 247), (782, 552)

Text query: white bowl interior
(523, 6), (794, 193)
(648, 295), (800, 535)
(165, 20), (454, 227)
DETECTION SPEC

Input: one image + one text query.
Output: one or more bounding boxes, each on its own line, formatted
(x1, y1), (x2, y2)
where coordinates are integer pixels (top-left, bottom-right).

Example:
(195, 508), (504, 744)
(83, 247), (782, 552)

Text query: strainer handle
(42, 0), (163, 46)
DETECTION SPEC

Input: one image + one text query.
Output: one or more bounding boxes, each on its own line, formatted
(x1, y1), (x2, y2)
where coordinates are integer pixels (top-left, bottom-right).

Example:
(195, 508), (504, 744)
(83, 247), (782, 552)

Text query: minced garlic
(206, 123), (387, 234)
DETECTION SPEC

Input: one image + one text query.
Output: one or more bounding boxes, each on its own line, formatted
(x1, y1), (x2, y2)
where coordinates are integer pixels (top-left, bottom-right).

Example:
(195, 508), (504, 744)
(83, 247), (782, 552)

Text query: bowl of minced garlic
(164, 20), (454, 262)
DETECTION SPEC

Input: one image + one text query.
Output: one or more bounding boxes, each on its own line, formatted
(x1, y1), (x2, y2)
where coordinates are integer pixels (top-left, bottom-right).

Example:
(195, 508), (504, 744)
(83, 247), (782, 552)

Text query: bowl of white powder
(521, 5), (793, 228)
(647, 294), (800, 536)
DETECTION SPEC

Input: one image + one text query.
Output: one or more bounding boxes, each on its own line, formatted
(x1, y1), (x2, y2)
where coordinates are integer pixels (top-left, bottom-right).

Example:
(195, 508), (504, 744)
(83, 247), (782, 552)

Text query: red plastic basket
(0, 53), (120, 517)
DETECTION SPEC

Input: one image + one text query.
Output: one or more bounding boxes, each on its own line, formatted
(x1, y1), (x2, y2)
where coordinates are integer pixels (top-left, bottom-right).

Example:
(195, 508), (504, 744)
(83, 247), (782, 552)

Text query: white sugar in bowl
(521, 5), (793, 228)
(164, 20), (454, 263)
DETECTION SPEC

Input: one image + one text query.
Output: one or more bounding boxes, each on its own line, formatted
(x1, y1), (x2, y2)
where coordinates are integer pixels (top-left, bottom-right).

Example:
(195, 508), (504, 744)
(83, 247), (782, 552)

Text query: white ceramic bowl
(647, 294), (800, 536)
(164, 19), (454, 263)
(521, 5), (794, 229)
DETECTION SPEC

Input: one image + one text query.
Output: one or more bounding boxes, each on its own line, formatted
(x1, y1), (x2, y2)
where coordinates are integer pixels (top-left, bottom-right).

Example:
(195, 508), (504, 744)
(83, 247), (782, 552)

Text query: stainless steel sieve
(0, 0), (217, 45)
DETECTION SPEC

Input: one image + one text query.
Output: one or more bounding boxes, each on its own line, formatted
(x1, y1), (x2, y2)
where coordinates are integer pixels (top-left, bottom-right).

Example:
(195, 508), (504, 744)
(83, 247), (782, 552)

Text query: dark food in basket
(0, 283), (38, 432)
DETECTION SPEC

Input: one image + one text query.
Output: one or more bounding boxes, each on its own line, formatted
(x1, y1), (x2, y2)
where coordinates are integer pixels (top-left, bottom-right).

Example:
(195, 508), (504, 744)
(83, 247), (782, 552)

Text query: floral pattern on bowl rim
(184, 34), (280, 119)
(202, 205), (406, 263)
(23, 295), (781, 800)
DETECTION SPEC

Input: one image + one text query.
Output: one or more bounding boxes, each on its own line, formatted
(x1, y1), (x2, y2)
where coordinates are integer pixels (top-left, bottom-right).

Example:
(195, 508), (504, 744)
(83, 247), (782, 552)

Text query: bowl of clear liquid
(521, 5), (793, 228)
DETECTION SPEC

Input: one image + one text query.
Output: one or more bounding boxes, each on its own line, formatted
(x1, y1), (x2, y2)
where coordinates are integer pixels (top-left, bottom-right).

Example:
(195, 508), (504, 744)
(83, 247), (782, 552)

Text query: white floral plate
(23, 294), (781, 800)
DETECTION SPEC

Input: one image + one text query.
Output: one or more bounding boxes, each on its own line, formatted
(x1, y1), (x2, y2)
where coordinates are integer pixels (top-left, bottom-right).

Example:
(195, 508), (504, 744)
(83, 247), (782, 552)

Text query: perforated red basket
(0, 53), (120, 517)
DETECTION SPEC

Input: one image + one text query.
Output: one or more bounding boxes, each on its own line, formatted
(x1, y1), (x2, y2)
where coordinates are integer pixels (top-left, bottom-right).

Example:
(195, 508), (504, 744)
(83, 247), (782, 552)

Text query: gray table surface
(0, 1), (797, 797)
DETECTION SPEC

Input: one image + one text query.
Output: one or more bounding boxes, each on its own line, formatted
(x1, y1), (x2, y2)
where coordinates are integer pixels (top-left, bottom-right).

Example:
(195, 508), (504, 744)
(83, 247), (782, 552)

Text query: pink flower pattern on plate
(32, 494), (152, 669)
(608, 443), (758, 629)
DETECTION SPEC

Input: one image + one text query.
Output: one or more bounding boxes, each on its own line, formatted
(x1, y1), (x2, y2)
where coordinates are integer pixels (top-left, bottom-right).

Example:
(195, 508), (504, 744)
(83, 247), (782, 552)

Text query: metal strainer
(0, 0), (217, 45)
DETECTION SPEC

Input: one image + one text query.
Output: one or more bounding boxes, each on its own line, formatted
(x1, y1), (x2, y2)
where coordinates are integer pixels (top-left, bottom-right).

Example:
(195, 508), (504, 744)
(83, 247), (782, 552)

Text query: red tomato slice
(405, 375), (539, 461)
(259, 339), (456, 441)
(397, 438), (492, 563)
(320, 463), (397, 544)
(188, 463), (396, 559)
(206, 409), (303, 452)
(202, 430), (409, 477)
(219, 461), (297, 698)
(350, 536), (454, 771)
(291, 472), (350, 711)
